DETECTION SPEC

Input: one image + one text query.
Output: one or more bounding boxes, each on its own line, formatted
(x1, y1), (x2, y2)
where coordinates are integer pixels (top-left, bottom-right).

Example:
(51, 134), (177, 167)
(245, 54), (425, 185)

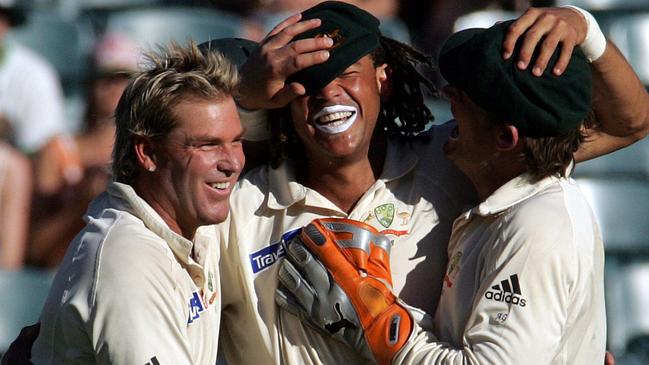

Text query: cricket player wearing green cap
(215, 2), (649, 365)
(280, 17), (609, 364)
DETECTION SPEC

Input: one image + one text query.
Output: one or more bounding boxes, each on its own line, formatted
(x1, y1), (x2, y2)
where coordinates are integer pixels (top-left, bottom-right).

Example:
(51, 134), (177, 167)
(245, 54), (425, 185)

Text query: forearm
(590, 41), (649, 140)
(393, 326), (482, 365)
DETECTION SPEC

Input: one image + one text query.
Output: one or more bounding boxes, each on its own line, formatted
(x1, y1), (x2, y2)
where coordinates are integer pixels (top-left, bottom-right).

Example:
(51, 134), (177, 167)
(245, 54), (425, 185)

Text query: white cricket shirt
(218, 123), (476, 365)
(394, 172), (607, 364)
(32, 182), (221, 365)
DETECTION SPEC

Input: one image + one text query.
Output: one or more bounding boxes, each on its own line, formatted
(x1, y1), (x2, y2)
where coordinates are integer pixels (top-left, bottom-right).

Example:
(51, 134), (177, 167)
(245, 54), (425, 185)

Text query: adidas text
(484, 291), (527, 307)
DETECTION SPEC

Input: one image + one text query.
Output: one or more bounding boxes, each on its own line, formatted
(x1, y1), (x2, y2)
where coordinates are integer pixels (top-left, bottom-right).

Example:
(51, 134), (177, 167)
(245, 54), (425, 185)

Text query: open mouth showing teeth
(312, 105), (358, 135)
(318, 111), (354, 124)
(209, 182), (229, 190)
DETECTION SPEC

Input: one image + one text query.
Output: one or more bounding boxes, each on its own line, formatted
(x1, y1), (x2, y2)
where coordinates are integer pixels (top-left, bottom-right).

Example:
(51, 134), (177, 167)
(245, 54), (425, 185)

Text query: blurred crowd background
(0, 0), (648, 363)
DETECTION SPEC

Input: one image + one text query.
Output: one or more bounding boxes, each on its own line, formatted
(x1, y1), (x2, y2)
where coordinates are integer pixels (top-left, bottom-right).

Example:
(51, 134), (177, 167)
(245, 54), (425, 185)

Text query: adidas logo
(484, 274), (527, 307)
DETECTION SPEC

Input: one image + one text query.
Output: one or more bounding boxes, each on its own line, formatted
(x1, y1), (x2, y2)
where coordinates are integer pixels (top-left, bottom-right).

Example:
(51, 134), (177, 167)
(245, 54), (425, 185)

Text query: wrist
(563, 5), (607, 62)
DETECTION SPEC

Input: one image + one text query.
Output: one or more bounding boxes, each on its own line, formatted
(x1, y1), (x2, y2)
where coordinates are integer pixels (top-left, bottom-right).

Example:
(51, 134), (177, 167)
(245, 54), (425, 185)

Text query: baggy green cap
(439, 20), (592, 138)
(198, 37), (258, 70)
(287, 1), (381, 94)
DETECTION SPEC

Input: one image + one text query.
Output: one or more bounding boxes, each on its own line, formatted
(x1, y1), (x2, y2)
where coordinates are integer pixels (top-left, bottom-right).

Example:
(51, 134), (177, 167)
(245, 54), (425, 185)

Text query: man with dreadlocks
(216, 2), (649, 364)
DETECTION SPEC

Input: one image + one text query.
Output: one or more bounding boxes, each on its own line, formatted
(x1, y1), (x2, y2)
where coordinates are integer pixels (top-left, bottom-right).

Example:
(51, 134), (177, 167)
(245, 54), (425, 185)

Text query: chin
(201, 207), (230, 226)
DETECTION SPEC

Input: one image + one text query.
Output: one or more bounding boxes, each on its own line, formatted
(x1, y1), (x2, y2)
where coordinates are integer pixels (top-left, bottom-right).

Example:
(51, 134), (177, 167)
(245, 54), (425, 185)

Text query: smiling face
(153, 96), (244, 236)
(289, 55), (387, 163)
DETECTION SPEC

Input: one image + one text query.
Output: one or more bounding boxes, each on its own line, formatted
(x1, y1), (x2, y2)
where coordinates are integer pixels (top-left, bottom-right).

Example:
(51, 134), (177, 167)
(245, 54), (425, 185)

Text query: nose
(315, 78), (342, 100)
(217, 144), (244, 177)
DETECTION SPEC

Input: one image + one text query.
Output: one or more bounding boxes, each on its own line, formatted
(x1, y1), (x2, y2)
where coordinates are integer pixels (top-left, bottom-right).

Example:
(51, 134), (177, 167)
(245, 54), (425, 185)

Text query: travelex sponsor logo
(249, 228), (301, 274)
(484, 274), (527, 307)
(187, 291), (204, 324)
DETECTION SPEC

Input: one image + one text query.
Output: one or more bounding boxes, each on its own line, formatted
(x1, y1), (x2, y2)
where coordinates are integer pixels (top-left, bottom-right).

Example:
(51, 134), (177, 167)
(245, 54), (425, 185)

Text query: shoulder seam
(88, 212), (126, 308)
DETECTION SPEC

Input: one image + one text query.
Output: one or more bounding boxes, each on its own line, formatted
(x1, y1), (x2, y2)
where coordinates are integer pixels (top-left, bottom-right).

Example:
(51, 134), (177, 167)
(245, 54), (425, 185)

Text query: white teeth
(311, 105), (358, 135)
(210, 182), (229, 190)
(318, 111), (353, 123)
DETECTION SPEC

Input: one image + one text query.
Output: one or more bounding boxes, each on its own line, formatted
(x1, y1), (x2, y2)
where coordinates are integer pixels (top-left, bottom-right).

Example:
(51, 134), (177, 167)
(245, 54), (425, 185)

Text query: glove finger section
(286, 238), (313, 266)
(275, 286), (303, 318)
(278, 259), (316, 311)
(285, 240), (332, 292)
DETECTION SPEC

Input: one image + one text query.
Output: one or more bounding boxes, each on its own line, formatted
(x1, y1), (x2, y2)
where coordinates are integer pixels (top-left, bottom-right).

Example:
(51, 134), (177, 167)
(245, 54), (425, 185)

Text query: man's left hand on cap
(502, 7), (588, 77)
(238, 13), (333, 110)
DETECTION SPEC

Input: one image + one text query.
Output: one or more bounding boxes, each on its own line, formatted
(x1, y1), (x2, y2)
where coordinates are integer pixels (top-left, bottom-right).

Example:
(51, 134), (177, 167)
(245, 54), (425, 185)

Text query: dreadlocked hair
(268, 106), (302, 169)
(267, 36), (438, 168)
(376, 36), (437, 137)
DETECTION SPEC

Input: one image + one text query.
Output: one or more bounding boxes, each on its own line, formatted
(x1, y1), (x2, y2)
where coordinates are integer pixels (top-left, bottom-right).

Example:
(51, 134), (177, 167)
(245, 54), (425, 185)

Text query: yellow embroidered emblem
(315, 28), (345, 49)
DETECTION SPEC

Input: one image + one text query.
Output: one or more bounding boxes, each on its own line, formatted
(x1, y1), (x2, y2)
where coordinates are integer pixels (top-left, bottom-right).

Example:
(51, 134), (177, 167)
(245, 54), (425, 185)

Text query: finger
(275, 286), (305, 318)
(530, 31), (562, 76)
(278, 48), (330, 77)
(285, 241), (331, 294)
(516, 18), (555, 70)
(552, 41), (576, 76)
(266, 13), (302, 39)
(277, 259), (316, 311)
(266, 18), (322, 49)
(502, 9), (540, 60)
(289, 37), (333, 57)
(270, 83), (306, 107)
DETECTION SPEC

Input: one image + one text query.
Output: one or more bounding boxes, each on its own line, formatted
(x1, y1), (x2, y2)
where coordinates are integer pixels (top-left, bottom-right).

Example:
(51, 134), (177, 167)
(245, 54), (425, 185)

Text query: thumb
(271, 83), (307, 107)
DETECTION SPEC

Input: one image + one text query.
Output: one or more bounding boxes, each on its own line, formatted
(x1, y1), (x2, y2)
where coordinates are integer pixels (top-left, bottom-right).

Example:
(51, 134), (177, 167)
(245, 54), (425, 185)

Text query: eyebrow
(184, 129), (246, 144)
(348, 60), (363, 68)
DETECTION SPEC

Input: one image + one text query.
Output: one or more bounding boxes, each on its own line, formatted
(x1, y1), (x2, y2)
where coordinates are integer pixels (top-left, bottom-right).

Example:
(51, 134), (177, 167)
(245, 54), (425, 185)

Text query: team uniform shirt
(218, 123), (476, 365)
(394, 171), (606, 364)
(0, 40), (66, 153)
(32, 182), (221, 365)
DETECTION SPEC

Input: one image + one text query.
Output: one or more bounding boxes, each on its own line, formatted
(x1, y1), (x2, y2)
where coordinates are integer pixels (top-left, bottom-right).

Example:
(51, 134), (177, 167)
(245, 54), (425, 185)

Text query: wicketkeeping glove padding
(275, 218), (413, 365)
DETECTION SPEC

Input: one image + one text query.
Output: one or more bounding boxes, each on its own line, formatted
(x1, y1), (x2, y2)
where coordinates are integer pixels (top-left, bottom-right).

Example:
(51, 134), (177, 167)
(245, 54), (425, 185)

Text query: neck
(301, 135), (387, 213)
(133, 177), (195, 240)
(468, 156), (526, 202)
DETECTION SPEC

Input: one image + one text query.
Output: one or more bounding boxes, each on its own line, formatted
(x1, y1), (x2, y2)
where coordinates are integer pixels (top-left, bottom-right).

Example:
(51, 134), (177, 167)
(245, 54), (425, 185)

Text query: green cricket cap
(198, 38), (258, 70)
(287, 1), (381, 94)
(439, 20), (592, 138)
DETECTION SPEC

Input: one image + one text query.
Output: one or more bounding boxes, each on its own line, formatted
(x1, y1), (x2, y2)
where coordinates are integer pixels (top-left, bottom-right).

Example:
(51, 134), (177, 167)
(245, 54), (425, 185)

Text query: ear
(495, 125), (521, 151)
(134, 136), (158, 172)
(376, 63), (391, 101)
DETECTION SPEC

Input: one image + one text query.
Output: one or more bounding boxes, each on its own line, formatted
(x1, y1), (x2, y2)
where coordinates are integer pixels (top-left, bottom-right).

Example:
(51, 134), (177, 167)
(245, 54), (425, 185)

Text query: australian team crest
(315, 28), (346, 49)
(374, 203), (395, 228)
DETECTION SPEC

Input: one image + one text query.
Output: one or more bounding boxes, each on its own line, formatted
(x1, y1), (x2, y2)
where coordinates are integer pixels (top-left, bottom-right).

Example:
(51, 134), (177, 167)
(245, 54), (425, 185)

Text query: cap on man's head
(439, 20), (592, 138)
(286, 1), (381, 94)
(0, 0), (25, 27)
(198, 37), (258, 71)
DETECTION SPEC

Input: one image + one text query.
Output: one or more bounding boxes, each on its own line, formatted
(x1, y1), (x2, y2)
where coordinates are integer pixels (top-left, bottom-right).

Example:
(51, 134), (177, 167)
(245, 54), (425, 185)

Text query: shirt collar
(107, 181), (196, 267)
(474, 161), (574, 216)
(265, 136), (419, 210)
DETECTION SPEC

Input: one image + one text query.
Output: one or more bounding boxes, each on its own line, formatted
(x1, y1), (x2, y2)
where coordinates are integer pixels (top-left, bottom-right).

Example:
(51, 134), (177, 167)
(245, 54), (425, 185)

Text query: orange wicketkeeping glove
(275, 218), (413, 365)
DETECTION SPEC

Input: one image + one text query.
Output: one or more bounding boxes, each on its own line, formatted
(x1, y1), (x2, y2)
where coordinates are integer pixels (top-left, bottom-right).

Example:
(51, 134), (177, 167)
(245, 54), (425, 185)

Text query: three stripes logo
(145, 357), (160, 365)
(484, 274), (527, 307)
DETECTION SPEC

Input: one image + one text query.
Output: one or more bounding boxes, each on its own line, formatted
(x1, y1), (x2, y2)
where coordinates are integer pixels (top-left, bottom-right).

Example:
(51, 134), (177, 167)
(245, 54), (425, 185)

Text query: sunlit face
(154, 96), (244, 234)
(289, 55), (387, 162)
(442, 85), (499, 179)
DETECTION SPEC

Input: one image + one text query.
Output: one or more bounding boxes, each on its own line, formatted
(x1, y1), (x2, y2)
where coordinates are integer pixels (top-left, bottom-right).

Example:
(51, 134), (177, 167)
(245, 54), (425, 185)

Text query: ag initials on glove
(275, 218), (413, 365)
